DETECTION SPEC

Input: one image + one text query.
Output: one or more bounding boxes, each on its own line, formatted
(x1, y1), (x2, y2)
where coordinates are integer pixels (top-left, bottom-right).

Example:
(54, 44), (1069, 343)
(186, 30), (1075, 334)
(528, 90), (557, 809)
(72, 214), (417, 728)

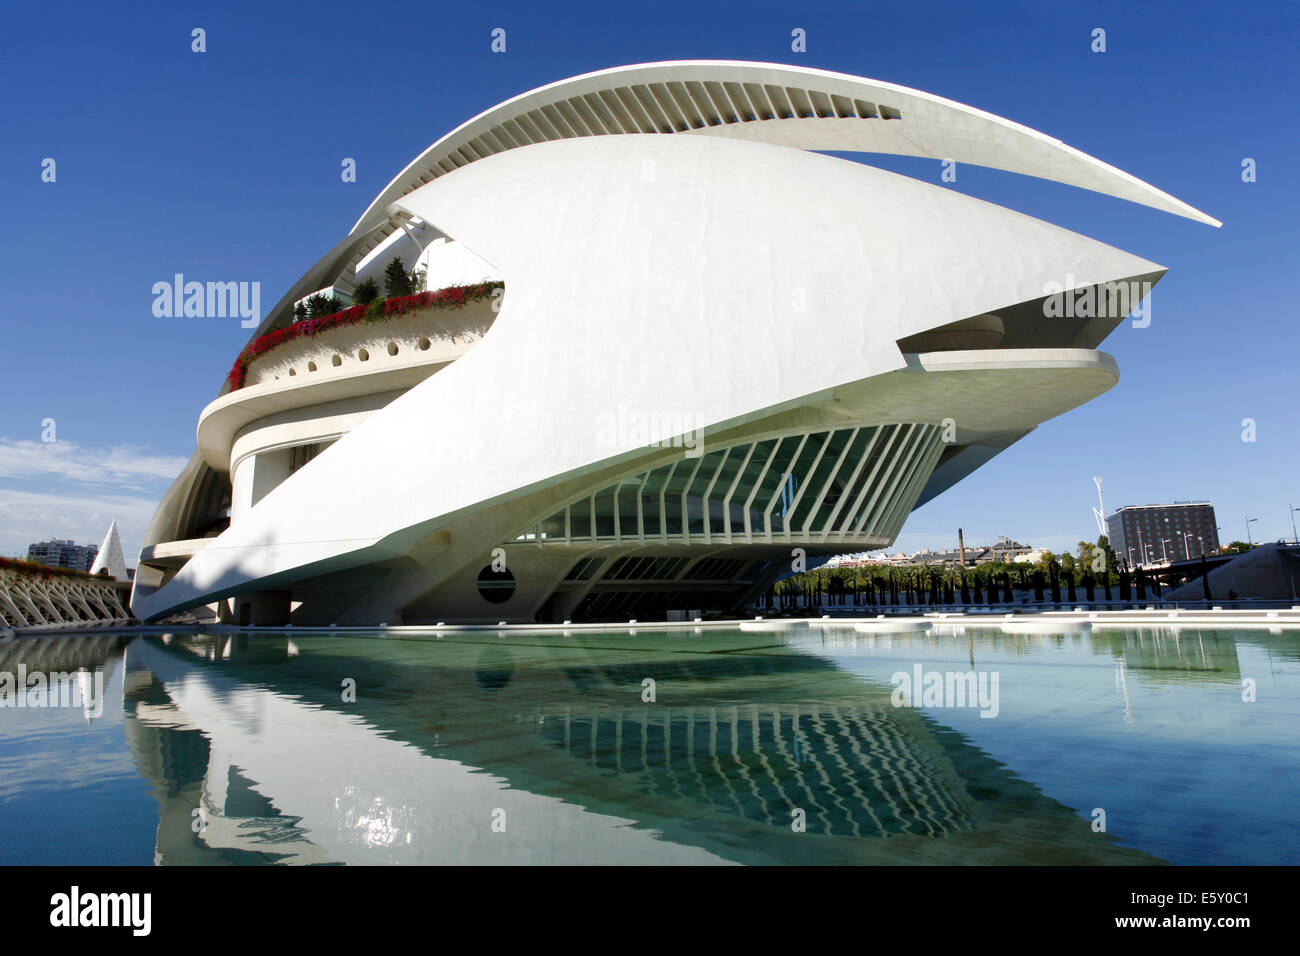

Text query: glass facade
(512, 423), (946, 548)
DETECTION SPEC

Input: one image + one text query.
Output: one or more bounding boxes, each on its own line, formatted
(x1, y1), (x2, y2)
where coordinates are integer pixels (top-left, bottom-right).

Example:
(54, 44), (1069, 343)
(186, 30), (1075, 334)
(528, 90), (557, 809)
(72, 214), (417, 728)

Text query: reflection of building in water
(0, 634), (124, 723)
(118, 632), (1160, 865)
(537, 702), (977, 839)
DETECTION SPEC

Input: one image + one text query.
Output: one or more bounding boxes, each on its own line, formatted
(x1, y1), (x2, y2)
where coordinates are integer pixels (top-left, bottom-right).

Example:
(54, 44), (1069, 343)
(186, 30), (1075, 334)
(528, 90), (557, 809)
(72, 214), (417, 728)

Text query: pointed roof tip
(90, 519), (127, 581)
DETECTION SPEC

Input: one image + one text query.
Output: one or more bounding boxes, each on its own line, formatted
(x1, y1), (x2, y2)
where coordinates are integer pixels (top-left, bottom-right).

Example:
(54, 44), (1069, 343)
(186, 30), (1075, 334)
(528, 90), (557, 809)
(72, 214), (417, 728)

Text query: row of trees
(766, 560), (1180, 610)
(761, 535), (1215, 610)
(292, 258), (425, 323)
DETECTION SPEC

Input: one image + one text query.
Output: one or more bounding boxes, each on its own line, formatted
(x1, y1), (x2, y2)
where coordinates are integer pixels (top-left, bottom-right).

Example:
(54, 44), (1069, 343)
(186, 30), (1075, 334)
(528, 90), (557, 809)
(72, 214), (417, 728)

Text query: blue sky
(2, 0), (1297, 563)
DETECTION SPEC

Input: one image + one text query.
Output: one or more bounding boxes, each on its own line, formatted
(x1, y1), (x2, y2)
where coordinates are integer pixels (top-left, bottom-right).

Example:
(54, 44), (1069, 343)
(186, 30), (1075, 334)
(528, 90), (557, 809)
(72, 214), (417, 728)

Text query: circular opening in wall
(307, 361), (318, 372)
(418, 336), (430, 350)
(288, 368), (296, 376)
(476, 566), (516, 604)
(358, 348), (369, 361)
(387, 342), (399, 356)
(331, 354), (342, 367)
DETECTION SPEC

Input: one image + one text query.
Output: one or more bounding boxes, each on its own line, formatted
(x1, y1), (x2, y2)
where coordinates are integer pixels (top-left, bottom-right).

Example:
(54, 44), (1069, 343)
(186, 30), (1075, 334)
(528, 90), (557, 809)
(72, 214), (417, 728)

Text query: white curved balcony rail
(241, 296), (499, 389)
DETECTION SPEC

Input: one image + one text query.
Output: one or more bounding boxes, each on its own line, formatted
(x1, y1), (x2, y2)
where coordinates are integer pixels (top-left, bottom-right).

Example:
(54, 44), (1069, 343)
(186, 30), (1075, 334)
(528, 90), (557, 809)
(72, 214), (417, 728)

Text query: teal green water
(0, 624), (1296, 865)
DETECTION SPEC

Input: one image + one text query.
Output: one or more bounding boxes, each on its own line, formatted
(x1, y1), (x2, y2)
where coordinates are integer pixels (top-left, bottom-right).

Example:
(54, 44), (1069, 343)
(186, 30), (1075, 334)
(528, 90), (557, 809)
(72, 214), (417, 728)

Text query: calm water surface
(1, 624), (1297, 865)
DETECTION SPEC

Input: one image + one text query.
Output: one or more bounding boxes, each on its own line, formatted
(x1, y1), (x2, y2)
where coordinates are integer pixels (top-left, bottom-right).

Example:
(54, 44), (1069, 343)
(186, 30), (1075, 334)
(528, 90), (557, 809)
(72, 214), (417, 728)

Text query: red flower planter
(225, 282), (502, 390)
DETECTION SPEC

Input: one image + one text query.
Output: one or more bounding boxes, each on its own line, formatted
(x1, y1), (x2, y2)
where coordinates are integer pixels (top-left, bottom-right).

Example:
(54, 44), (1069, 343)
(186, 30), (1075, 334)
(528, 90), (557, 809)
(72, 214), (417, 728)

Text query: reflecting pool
(1, 624), (1297, 865)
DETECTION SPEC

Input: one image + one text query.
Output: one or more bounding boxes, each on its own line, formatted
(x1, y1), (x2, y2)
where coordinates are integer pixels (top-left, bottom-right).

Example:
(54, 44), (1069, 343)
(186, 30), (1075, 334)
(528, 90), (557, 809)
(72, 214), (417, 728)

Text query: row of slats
(486, 82), (901, 147)
(397, 82), (902, 201)
(339, 84), (901, 312)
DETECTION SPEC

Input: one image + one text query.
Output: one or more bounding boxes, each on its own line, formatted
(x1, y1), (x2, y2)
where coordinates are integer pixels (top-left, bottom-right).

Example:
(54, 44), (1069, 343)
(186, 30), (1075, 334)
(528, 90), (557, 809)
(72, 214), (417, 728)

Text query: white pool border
(8, 605), (1300, 639)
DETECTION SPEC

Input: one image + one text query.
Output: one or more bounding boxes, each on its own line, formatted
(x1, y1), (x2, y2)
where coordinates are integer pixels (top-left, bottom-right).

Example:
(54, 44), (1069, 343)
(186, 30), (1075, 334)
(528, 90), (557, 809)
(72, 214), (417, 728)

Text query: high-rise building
(1107, 502), (1219, 566)
(27, 539), (98, 572)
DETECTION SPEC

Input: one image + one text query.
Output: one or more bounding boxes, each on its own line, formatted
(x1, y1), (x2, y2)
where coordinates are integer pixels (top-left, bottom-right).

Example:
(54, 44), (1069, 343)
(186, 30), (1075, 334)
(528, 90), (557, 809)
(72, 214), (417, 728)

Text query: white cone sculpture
(89, 519), (127, 580)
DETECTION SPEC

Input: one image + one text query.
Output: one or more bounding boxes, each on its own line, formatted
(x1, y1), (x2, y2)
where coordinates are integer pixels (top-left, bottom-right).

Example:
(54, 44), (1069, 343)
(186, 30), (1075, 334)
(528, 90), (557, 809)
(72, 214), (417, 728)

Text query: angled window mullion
(848, 425), (917, 538)
(699, 448), (732, 545)
(743, 440), (782, 542)
(880, 429), (936, 538)
(636, 470), (650, 545)
(803, 427), (859, 539)
(842, 424), (908, 539)
(762, 434), (808, 542)
(822, 427), (880, 538)
(613, 485), (621, 545)
(882, 428), (943, 539)
(883, 428), (942, 536)
(783, 431), (834, 543)
(859, 425), (926, 538)
(679, 454), (706, 545)
(870, 426), (932, 538)
(659, 464), (672, 545)
(722, 441), (757, 543)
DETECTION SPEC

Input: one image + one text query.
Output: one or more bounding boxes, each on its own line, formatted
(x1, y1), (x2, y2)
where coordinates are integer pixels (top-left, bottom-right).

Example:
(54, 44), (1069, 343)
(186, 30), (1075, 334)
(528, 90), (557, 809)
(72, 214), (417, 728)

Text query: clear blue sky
(2, 0), (1296, 563)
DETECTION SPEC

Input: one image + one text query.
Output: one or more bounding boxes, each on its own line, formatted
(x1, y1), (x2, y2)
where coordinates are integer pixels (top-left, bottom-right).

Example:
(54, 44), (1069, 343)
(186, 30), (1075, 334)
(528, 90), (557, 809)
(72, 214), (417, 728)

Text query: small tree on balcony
(293, 302), (308, 323)
(352, 277), (380, 305)
(306, 294), (342, 320)
(384, 257), (414, 299)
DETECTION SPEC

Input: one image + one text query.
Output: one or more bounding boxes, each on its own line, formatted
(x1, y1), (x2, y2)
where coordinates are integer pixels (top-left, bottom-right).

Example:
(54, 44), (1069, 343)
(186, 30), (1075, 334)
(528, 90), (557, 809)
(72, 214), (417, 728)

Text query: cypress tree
(383, 256), (414, 299)
(352, 277), (380, 305)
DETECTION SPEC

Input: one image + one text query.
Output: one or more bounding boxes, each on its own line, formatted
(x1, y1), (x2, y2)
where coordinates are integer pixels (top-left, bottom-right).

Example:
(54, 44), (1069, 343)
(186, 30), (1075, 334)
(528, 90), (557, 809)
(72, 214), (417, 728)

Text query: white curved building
(132, 61), (1217, 626)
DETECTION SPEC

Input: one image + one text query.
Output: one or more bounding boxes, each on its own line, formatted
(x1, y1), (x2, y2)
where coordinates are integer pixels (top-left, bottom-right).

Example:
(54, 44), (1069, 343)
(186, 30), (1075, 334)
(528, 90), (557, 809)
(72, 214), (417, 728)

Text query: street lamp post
(1128, 548), (1137, 569)
(1161, 538), (1171, 563)
(1290, 505), (1299, 545)
(1246, 516), (1259, 547)
(1182, 532), (1194, 559)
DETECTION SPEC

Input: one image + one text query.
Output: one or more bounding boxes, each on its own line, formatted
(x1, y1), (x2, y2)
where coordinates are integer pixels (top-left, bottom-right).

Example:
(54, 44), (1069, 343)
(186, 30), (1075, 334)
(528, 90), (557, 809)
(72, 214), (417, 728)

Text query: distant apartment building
(26, 539), (98, 572)
(1107, 502), (1218, 566)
